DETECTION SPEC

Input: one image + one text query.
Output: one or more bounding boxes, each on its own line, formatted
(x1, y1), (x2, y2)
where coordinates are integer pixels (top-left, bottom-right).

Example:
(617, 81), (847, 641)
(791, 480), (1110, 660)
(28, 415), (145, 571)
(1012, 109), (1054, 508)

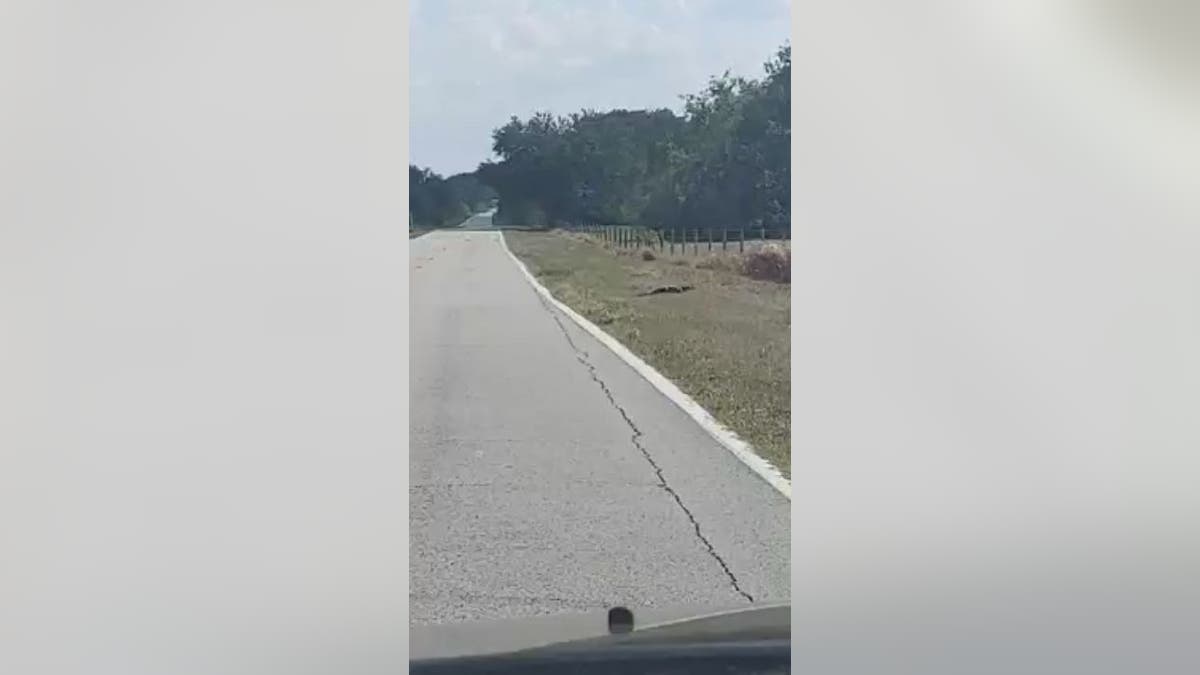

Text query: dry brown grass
(638, 244), (791, 284)
(693, 255), (740, 273)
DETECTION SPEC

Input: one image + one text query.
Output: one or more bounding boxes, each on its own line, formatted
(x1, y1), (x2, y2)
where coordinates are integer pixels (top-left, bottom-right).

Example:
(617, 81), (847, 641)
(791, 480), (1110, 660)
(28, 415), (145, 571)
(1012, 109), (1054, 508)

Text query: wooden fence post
(708, 228), (713, 252)
(739, 228), (745, 253)
(722, 228), (728, 251)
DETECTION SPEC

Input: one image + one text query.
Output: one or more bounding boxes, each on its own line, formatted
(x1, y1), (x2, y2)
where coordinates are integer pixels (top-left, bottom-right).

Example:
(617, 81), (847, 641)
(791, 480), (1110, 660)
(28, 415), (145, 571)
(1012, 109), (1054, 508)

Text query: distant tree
(409, 165), (496, 229)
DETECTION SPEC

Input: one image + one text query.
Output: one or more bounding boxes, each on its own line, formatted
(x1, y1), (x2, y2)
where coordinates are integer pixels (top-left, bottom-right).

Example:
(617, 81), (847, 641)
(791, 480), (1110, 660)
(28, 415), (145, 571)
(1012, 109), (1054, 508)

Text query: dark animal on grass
(637, 284), (694, 297)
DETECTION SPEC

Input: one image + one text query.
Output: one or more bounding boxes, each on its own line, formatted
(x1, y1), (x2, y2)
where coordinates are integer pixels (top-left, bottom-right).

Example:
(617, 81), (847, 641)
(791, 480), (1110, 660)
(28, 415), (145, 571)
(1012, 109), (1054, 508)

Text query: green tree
(409, 165), (497, 229)
(475, 43), (790, 235)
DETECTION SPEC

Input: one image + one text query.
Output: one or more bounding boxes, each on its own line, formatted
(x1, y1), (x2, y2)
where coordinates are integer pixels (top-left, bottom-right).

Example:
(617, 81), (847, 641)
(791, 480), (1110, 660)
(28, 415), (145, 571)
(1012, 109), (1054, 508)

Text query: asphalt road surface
(410, 216), (790, 625)
(456, 210), (495, 228)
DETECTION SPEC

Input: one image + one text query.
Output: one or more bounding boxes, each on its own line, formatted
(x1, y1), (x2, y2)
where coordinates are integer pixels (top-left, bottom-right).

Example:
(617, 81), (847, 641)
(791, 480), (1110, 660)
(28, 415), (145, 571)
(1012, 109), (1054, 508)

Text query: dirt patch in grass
(505, 230), (790, 477)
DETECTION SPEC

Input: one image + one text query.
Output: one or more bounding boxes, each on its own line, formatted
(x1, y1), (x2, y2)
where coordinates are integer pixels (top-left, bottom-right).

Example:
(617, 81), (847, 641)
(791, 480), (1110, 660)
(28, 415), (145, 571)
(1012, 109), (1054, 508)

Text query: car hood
(409, 603), (790, 661)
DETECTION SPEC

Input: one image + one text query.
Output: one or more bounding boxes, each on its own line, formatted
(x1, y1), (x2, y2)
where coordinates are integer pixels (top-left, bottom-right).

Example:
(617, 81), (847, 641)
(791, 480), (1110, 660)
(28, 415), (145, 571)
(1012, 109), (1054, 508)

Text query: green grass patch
(506, 230), (790, 477)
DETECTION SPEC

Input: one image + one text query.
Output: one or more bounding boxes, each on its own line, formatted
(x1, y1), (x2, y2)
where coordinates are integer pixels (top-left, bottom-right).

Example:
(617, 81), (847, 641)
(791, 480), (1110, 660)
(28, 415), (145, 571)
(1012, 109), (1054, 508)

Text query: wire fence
(575, 224), (790, 256)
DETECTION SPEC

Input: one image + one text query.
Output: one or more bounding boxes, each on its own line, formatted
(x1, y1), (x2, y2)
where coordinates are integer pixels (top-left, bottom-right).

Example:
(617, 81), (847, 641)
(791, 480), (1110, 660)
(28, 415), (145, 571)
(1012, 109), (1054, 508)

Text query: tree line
(408, 166), (497, 229)
(476, 43), (789, 234)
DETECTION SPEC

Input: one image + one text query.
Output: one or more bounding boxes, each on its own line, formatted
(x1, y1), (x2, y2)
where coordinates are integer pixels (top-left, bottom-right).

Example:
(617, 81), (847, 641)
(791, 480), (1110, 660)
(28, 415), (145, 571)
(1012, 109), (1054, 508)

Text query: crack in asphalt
(535, 295), (755, 604)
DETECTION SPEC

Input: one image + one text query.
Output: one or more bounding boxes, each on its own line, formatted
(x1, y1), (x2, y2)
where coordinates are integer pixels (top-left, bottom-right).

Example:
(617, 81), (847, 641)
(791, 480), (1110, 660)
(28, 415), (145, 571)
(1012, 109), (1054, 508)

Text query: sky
(409, 0), (791, 176)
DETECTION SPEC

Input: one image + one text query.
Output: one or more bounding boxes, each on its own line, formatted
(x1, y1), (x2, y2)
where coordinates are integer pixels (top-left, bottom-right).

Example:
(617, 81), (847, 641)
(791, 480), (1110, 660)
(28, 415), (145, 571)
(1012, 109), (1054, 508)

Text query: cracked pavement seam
(534, 292), (755, 603)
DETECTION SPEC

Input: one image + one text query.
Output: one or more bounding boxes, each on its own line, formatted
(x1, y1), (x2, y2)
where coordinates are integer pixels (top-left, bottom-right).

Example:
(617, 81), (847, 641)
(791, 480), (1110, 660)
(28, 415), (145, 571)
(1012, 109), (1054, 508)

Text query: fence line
(574, 224), (790, 256)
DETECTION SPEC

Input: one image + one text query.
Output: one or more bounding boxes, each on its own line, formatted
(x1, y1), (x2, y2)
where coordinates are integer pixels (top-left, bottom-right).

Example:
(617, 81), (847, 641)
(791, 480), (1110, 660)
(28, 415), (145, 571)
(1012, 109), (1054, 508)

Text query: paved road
(456, 210), (495, 228)
(410, 220), (790, 625)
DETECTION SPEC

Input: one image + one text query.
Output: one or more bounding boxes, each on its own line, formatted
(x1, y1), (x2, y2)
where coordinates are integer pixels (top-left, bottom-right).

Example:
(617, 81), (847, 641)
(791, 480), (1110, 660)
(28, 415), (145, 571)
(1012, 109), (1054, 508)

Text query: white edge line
(497, 230), (791, 500)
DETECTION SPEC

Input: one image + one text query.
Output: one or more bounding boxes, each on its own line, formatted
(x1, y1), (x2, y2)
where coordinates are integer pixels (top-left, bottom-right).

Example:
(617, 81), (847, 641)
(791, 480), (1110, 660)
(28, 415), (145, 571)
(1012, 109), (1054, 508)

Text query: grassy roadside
(505, 230), (790, 477)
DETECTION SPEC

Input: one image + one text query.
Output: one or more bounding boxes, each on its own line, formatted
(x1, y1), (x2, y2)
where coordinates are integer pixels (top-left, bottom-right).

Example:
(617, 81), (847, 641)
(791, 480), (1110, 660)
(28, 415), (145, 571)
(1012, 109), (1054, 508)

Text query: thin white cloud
(560, 55), (592, 69)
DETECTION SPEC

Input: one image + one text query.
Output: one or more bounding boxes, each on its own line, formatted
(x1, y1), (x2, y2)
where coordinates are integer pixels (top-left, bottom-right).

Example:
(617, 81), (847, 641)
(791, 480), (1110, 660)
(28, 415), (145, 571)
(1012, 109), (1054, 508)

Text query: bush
(641, 249), (657, 261)
(741, 244), (790, 283)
